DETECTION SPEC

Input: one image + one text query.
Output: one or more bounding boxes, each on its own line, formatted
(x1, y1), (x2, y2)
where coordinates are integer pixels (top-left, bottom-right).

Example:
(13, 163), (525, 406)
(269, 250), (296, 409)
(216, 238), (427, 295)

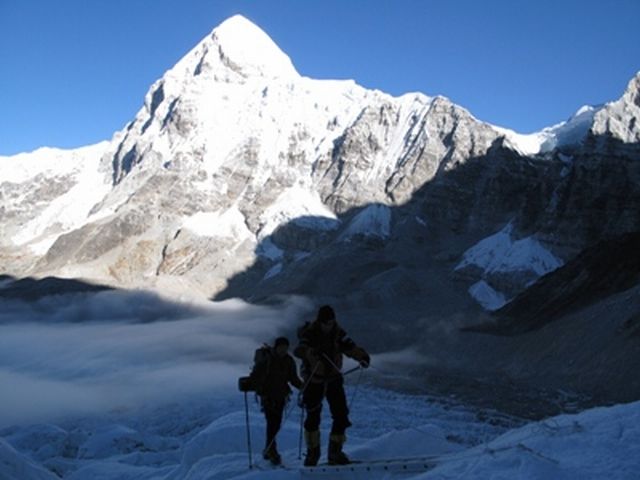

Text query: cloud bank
(0, 289), (311, 428)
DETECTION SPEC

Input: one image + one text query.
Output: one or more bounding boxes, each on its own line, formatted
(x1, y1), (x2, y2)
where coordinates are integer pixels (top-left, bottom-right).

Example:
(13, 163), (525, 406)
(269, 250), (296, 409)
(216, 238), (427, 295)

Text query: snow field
(0, 385), (510, 480)
(4, 387), (638, 479)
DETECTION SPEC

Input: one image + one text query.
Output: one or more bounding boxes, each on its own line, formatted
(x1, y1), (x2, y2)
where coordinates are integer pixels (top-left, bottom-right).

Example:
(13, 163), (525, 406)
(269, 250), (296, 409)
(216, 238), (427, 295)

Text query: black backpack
(238, 345), (272, 394)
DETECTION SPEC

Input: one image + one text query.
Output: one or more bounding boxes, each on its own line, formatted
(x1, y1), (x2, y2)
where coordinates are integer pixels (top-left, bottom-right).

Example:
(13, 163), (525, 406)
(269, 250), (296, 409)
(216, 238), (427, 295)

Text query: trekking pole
(322, 353), (362, 377)
(298, 399), (304, 459)
(342, 365), (363, 377)
(243, 391), (253, 469)
(295, 362), (320, 461)
(348, 365), (365, 409)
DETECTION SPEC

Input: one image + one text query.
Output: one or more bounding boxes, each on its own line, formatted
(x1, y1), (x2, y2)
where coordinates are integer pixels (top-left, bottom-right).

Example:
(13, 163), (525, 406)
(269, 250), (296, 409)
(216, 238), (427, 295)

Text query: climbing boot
(304, 430), (321, 467)
(262, 442), (281, 465)
(328, 433), (350, 465)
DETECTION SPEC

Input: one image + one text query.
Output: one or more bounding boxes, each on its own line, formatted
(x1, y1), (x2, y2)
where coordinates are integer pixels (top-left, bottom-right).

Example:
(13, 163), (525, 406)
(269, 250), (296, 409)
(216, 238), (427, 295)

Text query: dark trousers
(303, 376), (351, 435)
(261, 397), (285, 449)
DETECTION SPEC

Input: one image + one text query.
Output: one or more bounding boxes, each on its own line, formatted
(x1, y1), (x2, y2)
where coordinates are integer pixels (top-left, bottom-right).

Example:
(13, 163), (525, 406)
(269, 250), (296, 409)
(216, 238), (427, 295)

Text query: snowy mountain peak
(622, 70), (640, 105)
(492, 74), (640, 156)
(591, 70), (640, 143)
(207, 15), (298, 79)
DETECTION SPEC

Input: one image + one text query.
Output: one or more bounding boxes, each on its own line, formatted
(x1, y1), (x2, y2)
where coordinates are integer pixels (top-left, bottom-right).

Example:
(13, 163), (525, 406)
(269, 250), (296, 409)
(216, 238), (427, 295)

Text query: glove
(351, 347), (370, 368)
(359, 352), (370, 368)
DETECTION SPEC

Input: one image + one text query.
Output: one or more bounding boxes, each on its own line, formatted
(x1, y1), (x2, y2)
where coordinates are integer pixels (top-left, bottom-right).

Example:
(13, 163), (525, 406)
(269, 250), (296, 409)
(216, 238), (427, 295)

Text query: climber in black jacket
(294, 305), (370, 466)
(250, 336), (303, 465)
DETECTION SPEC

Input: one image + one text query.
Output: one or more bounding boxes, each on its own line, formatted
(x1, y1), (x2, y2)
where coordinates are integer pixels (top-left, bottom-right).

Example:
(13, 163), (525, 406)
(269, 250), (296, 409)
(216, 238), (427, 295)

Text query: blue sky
(1, 0), (639, 155)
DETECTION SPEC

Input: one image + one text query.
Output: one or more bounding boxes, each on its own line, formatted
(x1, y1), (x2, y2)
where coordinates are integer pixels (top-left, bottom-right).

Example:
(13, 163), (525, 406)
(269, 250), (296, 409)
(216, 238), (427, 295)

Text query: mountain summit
(1, 16), (639, 313)
(207, 14), (298, 79)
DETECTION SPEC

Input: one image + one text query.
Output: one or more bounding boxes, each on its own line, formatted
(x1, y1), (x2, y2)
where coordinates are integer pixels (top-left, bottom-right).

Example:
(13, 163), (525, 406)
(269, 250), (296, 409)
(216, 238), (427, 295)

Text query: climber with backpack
(241, 336), (303, 465)
(294, 305), (370, 466)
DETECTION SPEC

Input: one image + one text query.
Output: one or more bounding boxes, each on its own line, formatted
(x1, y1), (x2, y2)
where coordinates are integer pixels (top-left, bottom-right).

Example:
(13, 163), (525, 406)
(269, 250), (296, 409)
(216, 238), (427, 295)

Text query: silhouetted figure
(250, 336), (303, 465)
(295, 305), (370, 466)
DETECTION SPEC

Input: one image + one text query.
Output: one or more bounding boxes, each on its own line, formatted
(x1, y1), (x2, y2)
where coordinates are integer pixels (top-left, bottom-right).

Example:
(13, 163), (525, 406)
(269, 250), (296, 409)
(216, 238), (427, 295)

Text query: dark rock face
(419, 140), (562, 235)
(533, 143), (640, 249)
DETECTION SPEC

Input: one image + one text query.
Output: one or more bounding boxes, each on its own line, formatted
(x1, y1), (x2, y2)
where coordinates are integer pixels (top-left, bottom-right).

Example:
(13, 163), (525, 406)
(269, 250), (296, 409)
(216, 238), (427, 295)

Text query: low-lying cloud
(0, 290), (312, 428)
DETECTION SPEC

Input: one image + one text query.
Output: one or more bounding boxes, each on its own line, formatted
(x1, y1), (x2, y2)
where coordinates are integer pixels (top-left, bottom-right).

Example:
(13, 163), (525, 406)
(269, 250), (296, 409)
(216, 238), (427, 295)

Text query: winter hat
(274, 336), (290, 347)
(317, 305), (336, 323)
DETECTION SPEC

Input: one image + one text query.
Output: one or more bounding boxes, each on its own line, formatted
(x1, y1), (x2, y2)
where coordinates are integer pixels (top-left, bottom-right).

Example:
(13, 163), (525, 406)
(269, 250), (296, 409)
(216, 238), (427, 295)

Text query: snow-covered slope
(416, 400), (640, 480)
(1, 385), (638, 480)
(495, 104), (599, 155)
(0, 438), (59, 480)
(0, 142), (111, 255)
(339, 204), (391, 241)
(455, 223), (563, 310)
(456, 224), (562, 278)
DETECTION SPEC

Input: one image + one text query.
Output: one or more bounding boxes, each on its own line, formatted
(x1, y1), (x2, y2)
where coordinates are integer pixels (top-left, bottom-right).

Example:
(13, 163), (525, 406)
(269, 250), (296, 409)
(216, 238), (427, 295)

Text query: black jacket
(256, 349), (303, 400)
(294, 321), (368, 381)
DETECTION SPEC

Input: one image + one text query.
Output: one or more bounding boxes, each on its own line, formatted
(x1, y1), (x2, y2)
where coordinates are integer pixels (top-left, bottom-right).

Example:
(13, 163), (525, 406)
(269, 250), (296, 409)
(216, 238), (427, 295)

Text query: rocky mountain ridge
(1, 15), (639, 316)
